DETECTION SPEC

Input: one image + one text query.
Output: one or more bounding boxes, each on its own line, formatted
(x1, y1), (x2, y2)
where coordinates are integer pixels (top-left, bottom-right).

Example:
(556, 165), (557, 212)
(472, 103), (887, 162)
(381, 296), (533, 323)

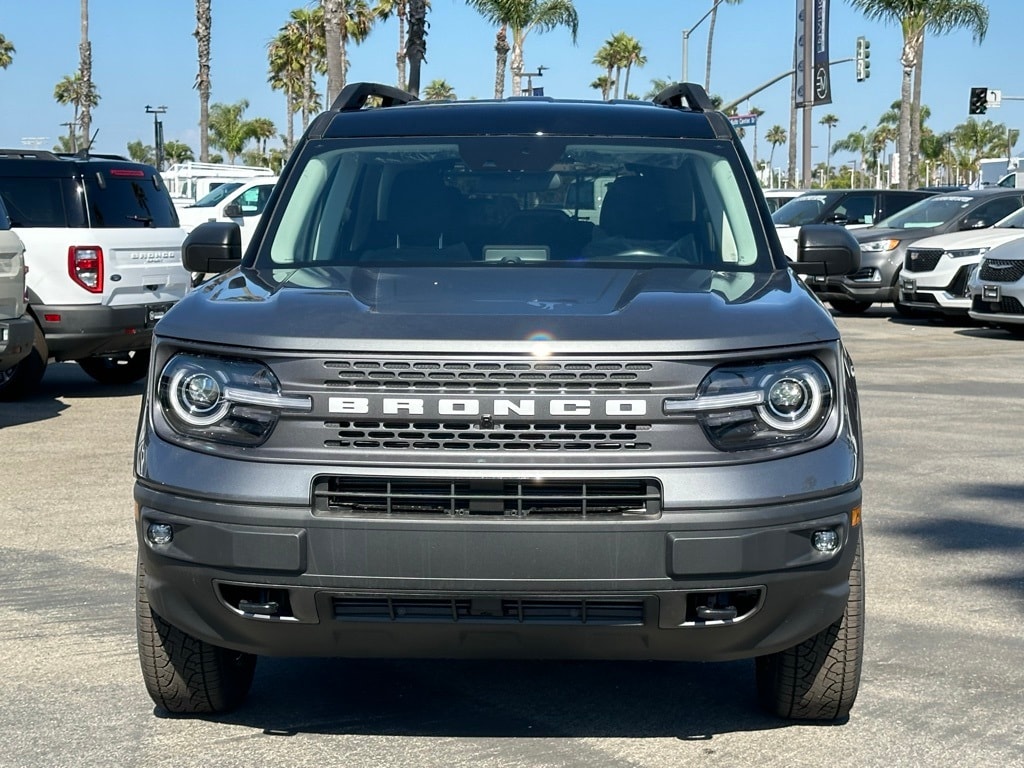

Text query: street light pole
(682, 0), (727, 83)
(145, 105), (167, 170)
(520, 65), (547, 97)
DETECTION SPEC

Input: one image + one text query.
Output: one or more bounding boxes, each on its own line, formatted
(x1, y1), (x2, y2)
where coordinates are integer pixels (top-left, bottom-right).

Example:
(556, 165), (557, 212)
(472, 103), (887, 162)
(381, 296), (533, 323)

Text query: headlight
(860, 239), (900, 253)
(157, 354), (310, 446)
(945, 247), (990, 259)
(664, 359), (833, 451)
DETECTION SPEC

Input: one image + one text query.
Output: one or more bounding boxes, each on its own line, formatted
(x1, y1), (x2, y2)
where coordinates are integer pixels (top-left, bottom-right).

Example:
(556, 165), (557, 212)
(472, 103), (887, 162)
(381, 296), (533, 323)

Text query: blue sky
(0, 0), (1018, 172)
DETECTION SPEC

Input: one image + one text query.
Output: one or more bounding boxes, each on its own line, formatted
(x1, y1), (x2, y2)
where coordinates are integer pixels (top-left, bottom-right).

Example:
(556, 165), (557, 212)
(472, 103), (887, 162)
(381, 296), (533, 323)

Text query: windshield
(771, 194), (839, 226)
(191, 182), (244, 207)
(877, 195), (977, 229)
(260, 137), (768, 278)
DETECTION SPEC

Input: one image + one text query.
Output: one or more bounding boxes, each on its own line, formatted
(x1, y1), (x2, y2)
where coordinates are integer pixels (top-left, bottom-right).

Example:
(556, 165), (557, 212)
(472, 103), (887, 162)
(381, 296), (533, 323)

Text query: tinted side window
(0, 198), (10, 229)
(83, 171), (180, 228)
(0, 176), (84, 227)
(968, 196), (1023, 226)
(833, 193), (875, 225)
(880, 192), (928, 219)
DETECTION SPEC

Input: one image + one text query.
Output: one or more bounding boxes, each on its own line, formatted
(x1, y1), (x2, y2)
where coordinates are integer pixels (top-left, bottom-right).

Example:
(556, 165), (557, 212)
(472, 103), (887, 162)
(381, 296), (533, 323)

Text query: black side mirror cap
(182, 221), (243, 275)
(793, 224), (861, 276)
(223, 203), (243, 218)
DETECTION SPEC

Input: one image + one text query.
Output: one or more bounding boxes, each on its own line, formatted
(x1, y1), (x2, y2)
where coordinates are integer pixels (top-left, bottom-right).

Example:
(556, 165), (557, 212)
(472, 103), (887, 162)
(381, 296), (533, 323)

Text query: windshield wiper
(126, 214), (154, 226)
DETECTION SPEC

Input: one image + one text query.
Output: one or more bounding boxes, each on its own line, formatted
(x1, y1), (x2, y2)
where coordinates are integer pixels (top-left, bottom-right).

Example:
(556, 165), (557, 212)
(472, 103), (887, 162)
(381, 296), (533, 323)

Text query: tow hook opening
(685, 588), (762, 625)
(219, 584), (294, 619)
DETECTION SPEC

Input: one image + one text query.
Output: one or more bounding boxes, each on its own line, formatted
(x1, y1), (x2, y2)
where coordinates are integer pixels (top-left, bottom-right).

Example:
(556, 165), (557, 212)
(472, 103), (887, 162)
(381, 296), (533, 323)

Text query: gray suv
(803, 188), (1024, 314)
(134, 82), (865, 720)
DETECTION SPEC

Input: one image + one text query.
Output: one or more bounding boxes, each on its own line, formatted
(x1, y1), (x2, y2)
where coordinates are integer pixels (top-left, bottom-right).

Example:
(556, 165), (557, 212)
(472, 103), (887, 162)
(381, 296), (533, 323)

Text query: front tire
(0, 322), (47, 401)
(755, 528), (864, 721)
(77, 349), (150, 385)
(136, 561), (256, 715)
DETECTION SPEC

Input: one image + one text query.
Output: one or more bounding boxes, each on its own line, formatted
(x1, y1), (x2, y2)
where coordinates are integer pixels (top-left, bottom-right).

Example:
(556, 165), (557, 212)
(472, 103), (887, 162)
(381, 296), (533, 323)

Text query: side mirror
(826, 213), (849, 226)
(223, 202), (243, 218)
(793, 224), (861, 277)
(182, 221), (242, 275)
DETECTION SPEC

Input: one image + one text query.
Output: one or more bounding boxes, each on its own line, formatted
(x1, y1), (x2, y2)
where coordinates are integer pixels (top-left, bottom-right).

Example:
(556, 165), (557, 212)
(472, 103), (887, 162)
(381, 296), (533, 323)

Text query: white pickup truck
(176, 176), (280, 254)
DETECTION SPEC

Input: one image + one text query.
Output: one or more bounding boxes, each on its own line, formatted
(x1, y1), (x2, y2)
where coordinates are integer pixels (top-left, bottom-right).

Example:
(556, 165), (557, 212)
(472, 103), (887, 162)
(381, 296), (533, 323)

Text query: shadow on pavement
(0, 362), (145, 428)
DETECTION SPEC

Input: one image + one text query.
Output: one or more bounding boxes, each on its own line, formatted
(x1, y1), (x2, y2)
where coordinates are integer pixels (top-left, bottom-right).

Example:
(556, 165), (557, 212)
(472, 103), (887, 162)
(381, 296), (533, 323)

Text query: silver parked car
(968, 237), (1024, 336)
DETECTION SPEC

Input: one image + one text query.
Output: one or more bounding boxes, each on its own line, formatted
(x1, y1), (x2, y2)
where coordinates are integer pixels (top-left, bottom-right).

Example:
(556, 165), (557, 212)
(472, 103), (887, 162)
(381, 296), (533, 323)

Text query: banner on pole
(795, 0), (832, 107)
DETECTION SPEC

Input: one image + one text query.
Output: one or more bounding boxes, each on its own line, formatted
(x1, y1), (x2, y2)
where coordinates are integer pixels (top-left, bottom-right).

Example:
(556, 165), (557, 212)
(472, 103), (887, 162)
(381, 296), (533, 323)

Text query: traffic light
(969, 86), (988, 115)
(855, 36), (871, 81)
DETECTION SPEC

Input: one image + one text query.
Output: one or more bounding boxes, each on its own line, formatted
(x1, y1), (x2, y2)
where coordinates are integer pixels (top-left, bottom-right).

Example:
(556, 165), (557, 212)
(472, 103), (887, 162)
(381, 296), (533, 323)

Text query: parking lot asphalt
(1, 306), (1022, 768)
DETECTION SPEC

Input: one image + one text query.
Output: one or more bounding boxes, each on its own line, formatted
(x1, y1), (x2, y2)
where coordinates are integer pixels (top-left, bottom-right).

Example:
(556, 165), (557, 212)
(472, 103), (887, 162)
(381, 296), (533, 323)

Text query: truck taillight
(69, 246), (103, 293)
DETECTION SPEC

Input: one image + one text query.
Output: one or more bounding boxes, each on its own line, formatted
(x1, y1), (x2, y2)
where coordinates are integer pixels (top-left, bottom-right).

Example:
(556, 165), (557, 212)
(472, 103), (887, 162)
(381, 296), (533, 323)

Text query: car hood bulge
(157, 266), (838, 354)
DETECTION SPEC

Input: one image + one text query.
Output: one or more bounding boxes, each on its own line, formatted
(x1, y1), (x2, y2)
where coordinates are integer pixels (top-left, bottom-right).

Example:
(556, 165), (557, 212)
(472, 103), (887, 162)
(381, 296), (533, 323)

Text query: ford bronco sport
(0, 150), (189, 396)
(134, 83), (865, 720)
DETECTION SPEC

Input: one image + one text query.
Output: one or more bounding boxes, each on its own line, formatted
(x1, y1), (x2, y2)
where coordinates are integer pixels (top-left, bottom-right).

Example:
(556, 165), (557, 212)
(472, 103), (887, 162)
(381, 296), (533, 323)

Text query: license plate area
(982, 285), (1001, 302)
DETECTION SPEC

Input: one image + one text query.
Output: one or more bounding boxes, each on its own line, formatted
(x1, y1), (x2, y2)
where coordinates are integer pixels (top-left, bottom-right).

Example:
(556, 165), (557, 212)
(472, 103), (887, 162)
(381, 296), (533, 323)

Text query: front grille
(314, 476), (661, 518)
(905, 249), (942, 273)
(332, 596), (646, 625)
(322, 359), (654, 393)
(973, 296), (1024, 315)
(324, 420), (653, 451)
(979, 259), (1024, 283)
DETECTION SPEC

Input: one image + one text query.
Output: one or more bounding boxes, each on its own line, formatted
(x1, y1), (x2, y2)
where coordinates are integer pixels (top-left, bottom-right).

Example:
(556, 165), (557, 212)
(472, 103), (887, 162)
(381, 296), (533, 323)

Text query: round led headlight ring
(758, 371), (824, 431)
(168, 367), (231, 426)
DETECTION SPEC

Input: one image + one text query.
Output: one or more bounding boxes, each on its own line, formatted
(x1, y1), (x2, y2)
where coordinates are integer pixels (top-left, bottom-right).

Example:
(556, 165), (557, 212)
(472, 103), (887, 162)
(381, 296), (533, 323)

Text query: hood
(905, 227), (1024, 251)
(157, 265), (839, 355)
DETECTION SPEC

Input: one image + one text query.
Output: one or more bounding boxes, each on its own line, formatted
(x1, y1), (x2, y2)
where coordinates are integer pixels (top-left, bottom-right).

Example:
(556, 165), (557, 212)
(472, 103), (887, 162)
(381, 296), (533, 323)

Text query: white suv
(0, 149), (189, 391)
(968, 237), (1024, 335)
(899, 204), (1024, 317)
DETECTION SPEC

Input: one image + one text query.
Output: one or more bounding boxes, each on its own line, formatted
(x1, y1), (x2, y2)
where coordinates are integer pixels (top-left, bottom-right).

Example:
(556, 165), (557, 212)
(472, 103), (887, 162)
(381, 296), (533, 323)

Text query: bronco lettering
(327, 396), (648, 417)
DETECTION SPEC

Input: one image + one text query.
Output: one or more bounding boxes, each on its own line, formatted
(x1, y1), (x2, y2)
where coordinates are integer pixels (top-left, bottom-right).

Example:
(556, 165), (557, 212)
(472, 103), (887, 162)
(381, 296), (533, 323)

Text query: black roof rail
(331, 82), (418, 112)
(652, 83), (715, 112)
(0, 148), (60, 160)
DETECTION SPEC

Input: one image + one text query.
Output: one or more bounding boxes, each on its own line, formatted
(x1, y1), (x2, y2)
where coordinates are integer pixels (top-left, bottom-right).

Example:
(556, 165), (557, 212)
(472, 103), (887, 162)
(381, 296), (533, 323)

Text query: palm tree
(126, 140), (155, 164)
(405, 0), (428, 97)
(281, 7), (327, 130)
(590, 75), (614, 101)
(749, 106), (765, 169)
(832, 127), (870, 187)
(374, 0), (409, 91)
(704, 0), (743, 92)
(592, 42), (616, 101)
(819, 113), (839, 182)
(163, 140), (195, 165)
(194, 0), (212, 162)
(248, 117), (277, 156)
(423, 78), (456, 100)
(322, 0), (350, 105)
(765, 125), (786, 178)
(848, 0), (988, 189)
(953, 118), (1017, 177)
(0, 33), (15, 69)
(208, 100), (258, 165)
(617, 34), (645, 101)
(644, 76), (673, 101)
(53, 72), (99, 153)
(267, 35), (302, 152)
(79, 0), (94, 148)
(468, 0), (578, 98)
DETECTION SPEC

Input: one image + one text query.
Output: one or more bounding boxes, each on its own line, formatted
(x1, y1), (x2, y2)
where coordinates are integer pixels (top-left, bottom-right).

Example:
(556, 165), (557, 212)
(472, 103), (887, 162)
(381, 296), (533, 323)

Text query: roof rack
(651, 83), (714, 112)
(331, 82), (418, 112)
(0, 149), (60, 160)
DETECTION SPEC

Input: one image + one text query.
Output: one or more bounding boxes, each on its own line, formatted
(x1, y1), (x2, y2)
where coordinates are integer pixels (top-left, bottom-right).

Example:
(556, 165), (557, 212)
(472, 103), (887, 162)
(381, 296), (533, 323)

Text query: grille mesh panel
(905, 249), (942, 272)
(973, 295), (1024, 315)
(979, 259), (1024, 283)
(314, 476), (661, 518)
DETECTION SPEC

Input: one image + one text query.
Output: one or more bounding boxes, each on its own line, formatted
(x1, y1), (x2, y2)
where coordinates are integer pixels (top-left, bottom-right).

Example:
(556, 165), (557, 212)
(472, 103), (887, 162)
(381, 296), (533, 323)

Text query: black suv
(135, 83), (865, 720)
(805, 188), (1024, 314)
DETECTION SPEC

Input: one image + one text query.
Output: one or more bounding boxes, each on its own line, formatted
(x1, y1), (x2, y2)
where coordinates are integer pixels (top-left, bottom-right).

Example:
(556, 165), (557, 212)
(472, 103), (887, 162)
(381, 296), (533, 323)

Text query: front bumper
(806, 250), (903, 304)
(35, 302), (175, 360)
(0, 314), (36, 370)
(135, 480), (862, 663)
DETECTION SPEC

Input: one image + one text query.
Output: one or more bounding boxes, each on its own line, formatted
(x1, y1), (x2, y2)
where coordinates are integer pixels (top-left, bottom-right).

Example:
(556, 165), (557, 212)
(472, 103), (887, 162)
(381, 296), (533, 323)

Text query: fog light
(812, 529), (840, 553)
(147, 523), (173, 545)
